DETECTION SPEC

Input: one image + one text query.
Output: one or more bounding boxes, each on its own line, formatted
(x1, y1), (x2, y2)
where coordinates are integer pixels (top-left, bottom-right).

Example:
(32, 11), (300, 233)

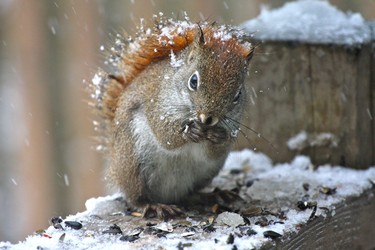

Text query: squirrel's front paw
(206, 126), (228, 144)
(181, 119), (228, 144)
(181, 120), (206, 143)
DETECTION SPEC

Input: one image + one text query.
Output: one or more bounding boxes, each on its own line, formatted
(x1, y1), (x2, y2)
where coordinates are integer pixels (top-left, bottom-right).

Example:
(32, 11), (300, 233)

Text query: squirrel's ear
(187, 25), (205, 64)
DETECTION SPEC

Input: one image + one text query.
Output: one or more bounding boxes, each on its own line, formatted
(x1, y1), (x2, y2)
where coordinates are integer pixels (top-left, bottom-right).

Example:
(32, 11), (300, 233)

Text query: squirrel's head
(173, 25), (253, 126)
(95, 19), (254, 125)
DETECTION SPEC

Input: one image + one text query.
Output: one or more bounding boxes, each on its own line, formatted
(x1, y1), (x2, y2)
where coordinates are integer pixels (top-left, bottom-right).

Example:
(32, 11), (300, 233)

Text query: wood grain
(238, 38), (374, 168)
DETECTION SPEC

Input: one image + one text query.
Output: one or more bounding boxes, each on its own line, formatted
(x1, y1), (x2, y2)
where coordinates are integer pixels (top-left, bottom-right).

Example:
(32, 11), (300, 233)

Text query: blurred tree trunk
(59, 0), (105, 212)
(6, 1), (55, 240)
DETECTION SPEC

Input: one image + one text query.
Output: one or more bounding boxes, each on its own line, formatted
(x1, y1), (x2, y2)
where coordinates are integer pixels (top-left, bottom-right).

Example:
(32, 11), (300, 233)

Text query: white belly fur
(131, 112), (225, 203)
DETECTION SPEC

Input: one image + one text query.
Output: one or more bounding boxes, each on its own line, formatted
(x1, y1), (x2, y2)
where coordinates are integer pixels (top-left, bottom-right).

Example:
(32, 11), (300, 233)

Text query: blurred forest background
(0, 0), (374, 243)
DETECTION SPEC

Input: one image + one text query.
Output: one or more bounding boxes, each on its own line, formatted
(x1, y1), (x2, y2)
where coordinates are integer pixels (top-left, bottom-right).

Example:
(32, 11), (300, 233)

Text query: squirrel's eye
(233, 89), (242, 104)
(188, 71), (199, 91)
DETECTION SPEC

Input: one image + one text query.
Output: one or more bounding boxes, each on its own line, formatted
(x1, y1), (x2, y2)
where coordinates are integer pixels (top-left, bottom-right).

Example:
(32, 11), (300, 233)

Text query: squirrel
(89, 16), (254, 219)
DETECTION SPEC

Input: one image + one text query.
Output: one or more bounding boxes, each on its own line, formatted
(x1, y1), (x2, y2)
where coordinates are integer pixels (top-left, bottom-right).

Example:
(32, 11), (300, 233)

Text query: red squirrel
(90, 16), (254, 219)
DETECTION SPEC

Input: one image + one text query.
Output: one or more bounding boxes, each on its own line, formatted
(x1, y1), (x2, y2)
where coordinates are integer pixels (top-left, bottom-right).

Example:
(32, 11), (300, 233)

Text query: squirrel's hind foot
(185, 188), (245, 212)
(142, 203), (184, 221)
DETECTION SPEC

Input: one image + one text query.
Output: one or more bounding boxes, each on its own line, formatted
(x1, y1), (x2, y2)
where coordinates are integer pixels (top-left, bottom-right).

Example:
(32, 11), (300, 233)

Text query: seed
(263, 230), (282, 239)
(59, 233), (66, 243)
(297, 201), (308, 210)
(302, 183), (310, 191)
(308, 205), (317, 220)
(319, 186), (336, 195)
(120, 235), (139, 242)
(241, 206), (262, 217)
(203, 224), (216, 233)
(64, 221), (82, 230)
(226, 233), (235, 244)
(50, 217), (62, 225)
(230, 169), (242, 175)
(131, 212), (143, 217)
(103, 224), (122, 235)
(50, 216), (63, 230)
(255, 217), (268, 227)
(238, 226), (257, 236)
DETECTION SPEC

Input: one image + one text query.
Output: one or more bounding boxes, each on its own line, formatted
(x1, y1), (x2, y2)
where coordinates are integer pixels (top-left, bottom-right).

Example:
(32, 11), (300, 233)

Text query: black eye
(188, 72), (199, 91)
(233, 89), (242, 104)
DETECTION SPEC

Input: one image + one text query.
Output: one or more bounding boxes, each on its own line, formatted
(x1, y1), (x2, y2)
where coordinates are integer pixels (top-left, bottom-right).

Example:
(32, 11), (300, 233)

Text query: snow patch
(287, 131), (338, 151)
(169, 50), (184, 68)
(287, 131), (308, 151)
(242, 0), (371, 45)
(224, 148), (273, 172)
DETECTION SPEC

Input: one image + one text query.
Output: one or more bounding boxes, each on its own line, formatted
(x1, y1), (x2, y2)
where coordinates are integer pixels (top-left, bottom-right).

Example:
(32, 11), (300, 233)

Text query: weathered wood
(238, 37), (374, 168)
(371, 21), (375, 166)
(273, 189), (375, 250)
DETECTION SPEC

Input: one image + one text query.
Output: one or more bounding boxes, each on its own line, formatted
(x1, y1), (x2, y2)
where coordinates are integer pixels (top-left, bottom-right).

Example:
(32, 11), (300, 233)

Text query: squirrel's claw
(142, 204), (184, 221)
(180, 119), (194, 134)
(181, 120), (206, 143)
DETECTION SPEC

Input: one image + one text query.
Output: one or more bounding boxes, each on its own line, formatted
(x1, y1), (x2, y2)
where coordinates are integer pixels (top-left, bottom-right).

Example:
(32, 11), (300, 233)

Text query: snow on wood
(242, 0), (371, 45)
(2, 150), (374, 249)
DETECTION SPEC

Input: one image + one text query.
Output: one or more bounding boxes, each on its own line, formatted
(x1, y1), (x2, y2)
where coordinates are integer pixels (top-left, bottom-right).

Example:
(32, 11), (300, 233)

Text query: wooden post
(371, 22), (375, 165)
(237, 30), (374, 168)
(274, 189), (375, 249)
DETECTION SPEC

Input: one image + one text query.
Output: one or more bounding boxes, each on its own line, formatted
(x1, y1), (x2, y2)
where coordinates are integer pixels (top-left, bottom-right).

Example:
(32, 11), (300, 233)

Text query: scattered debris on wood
(3, 150), (375, 249)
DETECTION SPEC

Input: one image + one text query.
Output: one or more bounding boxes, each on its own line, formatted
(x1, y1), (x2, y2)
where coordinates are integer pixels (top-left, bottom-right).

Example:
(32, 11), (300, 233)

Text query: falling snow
(64, 174), (70, 187)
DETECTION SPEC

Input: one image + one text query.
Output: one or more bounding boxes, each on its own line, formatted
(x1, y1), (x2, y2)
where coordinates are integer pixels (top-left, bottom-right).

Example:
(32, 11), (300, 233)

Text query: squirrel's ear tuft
(191, 24), (205, 49)
(196, 24), (205, 46)
(187, 25), (205, 64)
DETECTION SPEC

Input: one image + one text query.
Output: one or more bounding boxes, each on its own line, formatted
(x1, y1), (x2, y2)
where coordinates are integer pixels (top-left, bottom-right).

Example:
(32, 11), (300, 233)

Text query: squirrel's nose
(198, 114), (219, 126)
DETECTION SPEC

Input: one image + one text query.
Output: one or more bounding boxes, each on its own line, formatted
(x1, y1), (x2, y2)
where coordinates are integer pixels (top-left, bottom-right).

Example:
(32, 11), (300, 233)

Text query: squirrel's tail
(88, 68), (126, 150)
(89, 69), (126, 122)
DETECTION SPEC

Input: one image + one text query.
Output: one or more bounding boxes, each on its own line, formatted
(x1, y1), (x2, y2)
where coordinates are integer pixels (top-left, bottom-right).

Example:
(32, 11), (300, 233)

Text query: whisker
(224, 115), (278, 153)
(220, 116), (238, 131)
(220, 118), (236, 136)
(222, 117), (257, 150)
(220, 118), (241, 148)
